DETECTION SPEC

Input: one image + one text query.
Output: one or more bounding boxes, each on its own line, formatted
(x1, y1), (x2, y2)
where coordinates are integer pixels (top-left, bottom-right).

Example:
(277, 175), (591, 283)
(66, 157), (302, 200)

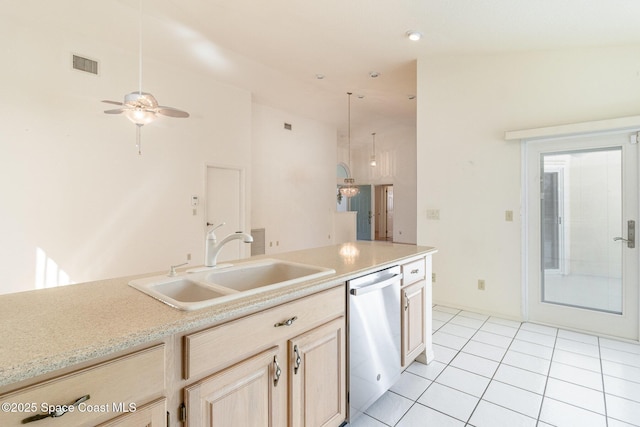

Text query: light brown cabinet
(181, 285), (346, 427)
(0, 345), (166, 427)
(289, 317), (346, 427)
(183, 346), (285, 427)
(400, 257), (429, 368)
(401, 280), (427, 367)
(96, 398), (167, 426)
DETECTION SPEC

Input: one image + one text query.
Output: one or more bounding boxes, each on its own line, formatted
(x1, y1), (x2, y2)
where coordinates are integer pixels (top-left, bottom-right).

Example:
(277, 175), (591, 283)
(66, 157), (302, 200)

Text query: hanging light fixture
(339, 92), (359, 198)
(102, 0), (189, 154)
(370, 132), (377, 167)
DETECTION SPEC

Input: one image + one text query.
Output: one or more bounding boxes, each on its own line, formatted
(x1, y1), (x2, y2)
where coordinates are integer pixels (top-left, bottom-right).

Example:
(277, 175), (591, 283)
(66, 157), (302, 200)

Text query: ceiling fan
(102, 0), (189, 155)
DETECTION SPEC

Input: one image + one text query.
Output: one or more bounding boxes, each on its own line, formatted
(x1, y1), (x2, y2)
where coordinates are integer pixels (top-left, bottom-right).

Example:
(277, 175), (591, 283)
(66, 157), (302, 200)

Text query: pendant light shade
(370, 132), (377, 167)
(339, 92), (359, 198)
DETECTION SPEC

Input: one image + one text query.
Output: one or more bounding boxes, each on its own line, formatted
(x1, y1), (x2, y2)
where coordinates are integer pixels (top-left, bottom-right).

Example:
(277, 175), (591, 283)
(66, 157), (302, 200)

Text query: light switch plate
(426, 209), (440, 220)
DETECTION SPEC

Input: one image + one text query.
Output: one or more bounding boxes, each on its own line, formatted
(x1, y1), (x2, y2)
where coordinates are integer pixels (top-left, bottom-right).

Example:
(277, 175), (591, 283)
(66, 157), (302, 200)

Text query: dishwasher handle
(349, 274), (402, 296)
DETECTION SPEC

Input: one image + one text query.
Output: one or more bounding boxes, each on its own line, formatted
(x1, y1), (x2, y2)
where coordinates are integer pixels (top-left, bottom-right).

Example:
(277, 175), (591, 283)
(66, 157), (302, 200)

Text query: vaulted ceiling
(8, 0), (640, 145)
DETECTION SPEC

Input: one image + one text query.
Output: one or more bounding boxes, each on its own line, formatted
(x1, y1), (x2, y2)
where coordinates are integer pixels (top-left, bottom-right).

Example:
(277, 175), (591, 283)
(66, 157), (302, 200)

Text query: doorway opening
(374, 185), (394, 241)
(205, 165), (247, 263)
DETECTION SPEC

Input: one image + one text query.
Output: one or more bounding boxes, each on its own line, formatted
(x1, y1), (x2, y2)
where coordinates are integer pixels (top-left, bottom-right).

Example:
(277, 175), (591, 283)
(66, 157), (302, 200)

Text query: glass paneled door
(526, 134), (639, 340)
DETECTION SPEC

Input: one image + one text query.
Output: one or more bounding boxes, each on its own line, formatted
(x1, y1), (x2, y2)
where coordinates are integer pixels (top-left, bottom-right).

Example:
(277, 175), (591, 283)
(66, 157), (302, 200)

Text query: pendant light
(370, 132), (377, 167)
(339, 92), (360, 198)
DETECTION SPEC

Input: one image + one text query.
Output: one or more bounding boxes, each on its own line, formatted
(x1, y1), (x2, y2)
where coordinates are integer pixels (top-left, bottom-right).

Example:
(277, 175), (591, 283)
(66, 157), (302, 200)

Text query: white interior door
(206, 166), (246, 263)
(526, 133), (639, 340)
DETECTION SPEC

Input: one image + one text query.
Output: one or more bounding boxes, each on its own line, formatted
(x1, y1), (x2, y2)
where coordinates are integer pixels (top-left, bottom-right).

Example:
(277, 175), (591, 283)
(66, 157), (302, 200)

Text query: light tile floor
(349, 305), (640, 427)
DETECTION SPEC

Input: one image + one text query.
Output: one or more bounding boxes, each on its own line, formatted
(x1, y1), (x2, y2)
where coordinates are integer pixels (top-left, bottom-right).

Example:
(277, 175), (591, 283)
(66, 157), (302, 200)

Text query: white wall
(251, 103), (336, 254)
(0, 12), (252, 294)
(416, 46), (640, 318)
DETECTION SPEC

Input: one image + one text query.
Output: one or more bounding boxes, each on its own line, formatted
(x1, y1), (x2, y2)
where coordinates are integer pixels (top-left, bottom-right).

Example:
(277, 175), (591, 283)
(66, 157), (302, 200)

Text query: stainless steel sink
(129, 259), (335, 311)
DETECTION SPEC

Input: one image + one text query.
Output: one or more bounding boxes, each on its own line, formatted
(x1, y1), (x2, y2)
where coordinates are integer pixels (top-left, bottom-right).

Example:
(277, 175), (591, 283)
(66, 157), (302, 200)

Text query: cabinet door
(96, 398), (166, 427)
(402, 280), (426, 367)
(184, 346), (285, 427)
(289, 317), (346, 427)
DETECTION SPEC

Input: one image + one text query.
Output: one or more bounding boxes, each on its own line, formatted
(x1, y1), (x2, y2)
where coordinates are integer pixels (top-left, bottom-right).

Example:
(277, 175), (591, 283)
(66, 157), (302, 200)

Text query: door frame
(520, 129), (640, 340)
(204, 163), (249, 260)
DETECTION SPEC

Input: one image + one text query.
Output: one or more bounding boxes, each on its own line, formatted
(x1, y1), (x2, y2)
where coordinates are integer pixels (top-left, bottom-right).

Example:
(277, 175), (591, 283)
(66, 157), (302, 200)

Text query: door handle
(349, 274), (403, 296)
(614, 220), (635, 249)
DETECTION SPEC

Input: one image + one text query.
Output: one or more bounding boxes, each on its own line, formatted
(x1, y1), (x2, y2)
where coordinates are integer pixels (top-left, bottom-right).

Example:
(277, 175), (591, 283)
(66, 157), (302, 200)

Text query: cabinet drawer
(184, 285), (345, 380)
(402, 258), (426, 286)
(0, 345), (165, 427)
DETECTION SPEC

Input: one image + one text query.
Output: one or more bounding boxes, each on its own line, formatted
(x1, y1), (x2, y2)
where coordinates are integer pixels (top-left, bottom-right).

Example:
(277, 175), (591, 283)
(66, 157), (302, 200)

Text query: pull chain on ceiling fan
(102, 0), (189, 154)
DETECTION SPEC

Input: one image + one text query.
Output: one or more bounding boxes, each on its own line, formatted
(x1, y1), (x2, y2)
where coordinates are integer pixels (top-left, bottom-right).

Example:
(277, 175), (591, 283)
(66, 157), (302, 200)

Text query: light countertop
(0, 241), (436, 388)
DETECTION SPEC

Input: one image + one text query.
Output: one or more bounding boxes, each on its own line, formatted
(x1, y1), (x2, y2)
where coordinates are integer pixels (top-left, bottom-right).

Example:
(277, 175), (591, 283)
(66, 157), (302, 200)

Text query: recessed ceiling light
(357, 94), (365, 99)
(369, 71), (380, 78)
(315, 74), (325, 80)
(406, 31), (422, 41)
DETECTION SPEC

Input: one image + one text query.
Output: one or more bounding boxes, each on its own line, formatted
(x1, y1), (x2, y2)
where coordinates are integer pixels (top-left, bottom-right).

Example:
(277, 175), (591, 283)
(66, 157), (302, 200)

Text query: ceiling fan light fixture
(125, 108), (156, 125)
(102, 0), (189, 154)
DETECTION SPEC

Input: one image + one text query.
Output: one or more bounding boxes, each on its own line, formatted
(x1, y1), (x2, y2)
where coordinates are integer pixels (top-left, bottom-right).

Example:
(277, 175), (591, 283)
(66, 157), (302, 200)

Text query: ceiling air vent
(72, 55), (98, 75)
(284, 123), (292, 130)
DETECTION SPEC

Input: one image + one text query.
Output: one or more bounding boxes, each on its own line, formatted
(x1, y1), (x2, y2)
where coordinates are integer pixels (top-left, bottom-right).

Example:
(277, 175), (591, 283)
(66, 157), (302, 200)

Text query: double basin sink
(129, 259), (336, 311)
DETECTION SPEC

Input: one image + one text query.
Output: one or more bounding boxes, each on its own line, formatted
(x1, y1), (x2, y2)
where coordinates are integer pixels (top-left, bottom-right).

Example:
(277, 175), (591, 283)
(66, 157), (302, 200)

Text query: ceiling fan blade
(104, 108), (127, 114)
(102, 100), (124, 106)
(157, 107), (190, 118)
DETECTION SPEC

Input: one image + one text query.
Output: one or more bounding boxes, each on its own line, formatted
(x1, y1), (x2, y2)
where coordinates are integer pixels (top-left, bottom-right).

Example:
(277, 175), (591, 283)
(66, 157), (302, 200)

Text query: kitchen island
(0, 241), (436, 426)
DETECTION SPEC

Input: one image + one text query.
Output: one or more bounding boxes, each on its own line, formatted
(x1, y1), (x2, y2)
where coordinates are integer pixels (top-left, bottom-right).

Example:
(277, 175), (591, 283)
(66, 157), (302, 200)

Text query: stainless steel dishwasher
(347, 265), (402, 423)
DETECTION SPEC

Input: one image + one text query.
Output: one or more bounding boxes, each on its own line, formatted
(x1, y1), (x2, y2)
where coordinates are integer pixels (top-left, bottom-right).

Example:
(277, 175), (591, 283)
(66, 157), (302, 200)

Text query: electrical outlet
(187, 253), (191, 261)
(505, 210), (513, 222)
(432, 272), (436, 282)
(478, 279), (486, 290)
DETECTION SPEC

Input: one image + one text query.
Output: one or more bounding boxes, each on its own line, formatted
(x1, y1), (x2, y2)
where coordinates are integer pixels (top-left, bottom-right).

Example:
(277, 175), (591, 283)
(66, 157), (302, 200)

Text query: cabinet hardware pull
(411, 269), (419, 274)
(273, 356), (282, 386)
(404, 292), (409, 311)
(293, 345), (302, 374)
(274, 316), (298, 327)
(21, 394), (90, 424)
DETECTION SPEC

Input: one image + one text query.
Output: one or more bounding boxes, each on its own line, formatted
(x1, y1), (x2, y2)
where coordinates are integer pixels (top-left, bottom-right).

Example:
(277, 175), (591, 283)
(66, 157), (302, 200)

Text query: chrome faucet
(205, 223), (253, 267)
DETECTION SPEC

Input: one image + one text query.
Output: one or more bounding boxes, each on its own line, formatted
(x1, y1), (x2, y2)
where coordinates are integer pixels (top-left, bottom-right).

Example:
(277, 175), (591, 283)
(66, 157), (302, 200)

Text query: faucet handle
(206, 222), (226, 238)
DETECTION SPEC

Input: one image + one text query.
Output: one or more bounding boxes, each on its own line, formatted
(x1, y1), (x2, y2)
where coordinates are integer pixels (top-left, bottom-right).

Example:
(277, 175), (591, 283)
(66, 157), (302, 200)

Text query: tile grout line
(356, 306), (640, 427)
(434, 309), (544, 425)
(463, 317), (537, 426)
(414, 308), (640, 427)
(393, 307), (466, 426)
(598, 335), (609, 427)
(534, 325), (559, 425)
